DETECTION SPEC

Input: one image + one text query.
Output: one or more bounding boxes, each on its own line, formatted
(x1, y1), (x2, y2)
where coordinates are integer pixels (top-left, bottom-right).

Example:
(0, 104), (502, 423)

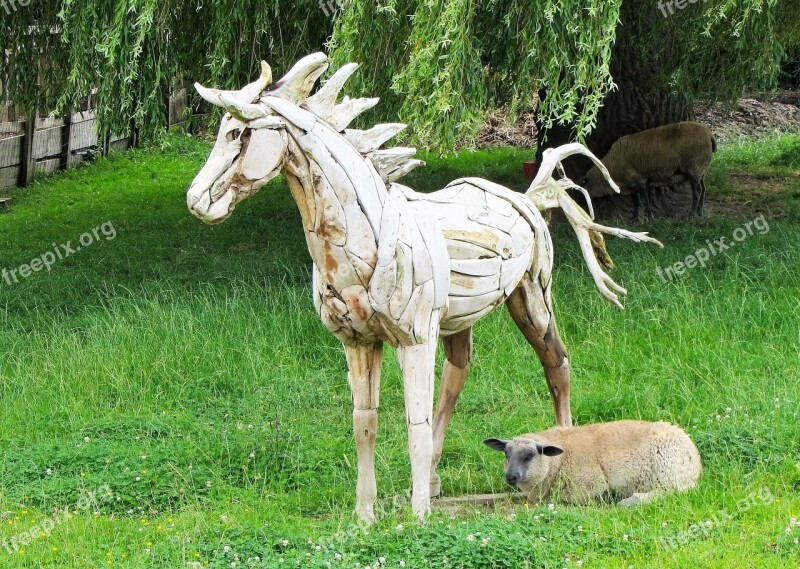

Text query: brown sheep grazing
(579, 122), (716, 219)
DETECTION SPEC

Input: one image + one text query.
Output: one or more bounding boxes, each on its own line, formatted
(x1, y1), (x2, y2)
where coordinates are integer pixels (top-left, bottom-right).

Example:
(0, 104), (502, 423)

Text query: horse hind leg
(506, 276), (572, 427)
(430, 327), (473, 497)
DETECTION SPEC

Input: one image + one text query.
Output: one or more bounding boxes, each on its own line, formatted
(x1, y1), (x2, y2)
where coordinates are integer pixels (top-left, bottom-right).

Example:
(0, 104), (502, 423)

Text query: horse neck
(282, 125), (384, 282)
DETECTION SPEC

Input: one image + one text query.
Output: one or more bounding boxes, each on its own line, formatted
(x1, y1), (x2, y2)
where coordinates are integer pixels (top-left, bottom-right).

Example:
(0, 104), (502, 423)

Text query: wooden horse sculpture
(187, 53), (661, 521)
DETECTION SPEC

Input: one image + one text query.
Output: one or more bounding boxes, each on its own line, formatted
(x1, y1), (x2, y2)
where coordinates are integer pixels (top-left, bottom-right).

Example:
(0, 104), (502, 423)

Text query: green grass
(0, 134), (798, 568)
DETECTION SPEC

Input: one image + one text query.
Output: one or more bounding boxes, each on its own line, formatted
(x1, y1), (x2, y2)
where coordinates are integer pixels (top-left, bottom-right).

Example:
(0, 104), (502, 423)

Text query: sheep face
(484, 438), (564, 493)
(580, 166), (617, 197)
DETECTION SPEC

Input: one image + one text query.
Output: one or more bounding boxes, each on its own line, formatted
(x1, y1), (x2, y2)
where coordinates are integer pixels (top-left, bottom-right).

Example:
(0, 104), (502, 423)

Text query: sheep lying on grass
(484, 420), (701, 506)
(579, 121), (716, 219)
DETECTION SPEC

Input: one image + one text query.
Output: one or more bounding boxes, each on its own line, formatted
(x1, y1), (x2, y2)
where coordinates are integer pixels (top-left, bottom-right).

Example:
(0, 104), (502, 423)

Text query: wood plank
(109, 138), (130, 153)
(61, 107), (72, 170)
(34, 157), (61, 175)
(70, 116), (98, 151)
(449, 256), (502, 276)
(0, 166), (20, 188)
(0, 134), (22, 168)
(449, 271), (501, 297)
(0, 121), (24, 133)
(32, 125), (62, 160)
(36, 116), (64, 129)
(19, 117), (35, 186)
(448, 289), (504, 318)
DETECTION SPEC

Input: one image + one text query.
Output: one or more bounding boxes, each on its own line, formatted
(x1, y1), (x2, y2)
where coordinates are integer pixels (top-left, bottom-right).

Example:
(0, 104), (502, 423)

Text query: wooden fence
(0, 83), (189, 189)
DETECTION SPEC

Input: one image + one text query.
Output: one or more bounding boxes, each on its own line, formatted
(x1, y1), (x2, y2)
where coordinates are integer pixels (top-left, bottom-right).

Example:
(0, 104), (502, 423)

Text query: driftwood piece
(188, 51), (662, 525)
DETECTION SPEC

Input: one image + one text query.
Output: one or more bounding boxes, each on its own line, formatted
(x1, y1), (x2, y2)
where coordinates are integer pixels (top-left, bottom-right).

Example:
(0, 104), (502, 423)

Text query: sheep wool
(485, 420), (701, 506)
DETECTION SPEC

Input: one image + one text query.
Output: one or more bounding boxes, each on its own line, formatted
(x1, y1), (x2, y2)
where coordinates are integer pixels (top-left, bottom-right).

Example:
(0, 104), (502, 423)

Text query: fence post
(61, 106), (73, 171)
(19, 111), (36, 186)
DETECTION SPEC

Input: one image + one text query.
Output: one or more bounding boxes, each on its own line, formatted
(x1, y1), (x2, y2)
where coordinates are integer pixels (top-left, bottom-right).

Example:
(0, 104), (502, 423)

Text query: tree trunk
(536, 3), (695, 220)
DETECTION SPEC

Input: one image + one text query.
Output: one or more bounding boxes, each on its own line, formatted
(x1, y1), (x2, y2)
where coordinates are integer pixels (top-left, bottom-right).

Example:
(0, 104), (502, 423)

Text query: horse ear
(195, 60), (273, 108)
(270, 52), (329, 103)
(219, 94), (268, 121)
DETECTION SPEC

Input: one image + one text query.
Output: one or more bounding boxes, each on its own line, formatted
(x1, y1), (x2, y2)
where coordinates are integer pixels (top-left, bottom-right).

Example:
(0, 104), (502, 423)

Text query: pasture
(0, 133), (798, 568)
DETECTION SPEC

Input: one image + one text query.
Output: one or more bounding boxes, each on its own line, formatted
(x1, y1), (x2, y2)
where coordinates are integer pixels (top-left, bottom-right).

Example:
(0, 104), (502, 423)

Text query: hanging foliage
(0, 0), (331, 138)
(0, 0), (797, 151)
(330, 0), (798, 151)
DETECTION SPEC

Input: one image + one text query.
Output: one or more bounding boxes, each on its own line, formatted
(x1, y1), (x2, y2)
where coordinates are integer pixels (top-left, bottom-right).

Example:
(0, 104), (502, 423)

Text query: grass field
(0, 132), (798, 568)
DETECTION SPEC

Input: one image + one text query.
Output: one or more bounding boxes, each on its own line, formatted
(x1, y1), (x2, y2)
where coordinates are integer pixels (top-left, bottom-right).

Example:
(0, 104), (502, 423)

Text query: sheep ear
(483, 438), (509, 452)
(535, 443), (564, 457)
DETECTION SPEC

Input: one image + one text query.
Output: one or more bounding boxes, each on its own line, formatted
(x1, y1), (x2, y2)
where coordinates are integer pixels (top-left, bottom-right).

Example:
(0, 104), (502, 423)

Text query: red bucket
(522, 160), (538, 180)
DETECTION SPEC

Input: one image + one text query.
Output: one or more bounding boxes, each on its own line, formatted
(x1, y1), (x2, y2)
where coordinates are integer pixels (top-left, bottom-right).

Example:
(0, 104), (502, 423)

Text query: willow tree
(329, 0), (799, 163)
(0, 0), (332, 138)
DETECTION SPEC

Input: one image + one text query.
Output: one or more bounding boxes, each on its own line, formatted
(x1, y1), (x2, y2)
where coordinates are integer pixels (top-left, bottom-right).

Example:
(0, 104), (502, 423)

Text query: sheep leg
(344, 341), (383, 524)
(396, 310), (440, 518)
(618, 491), (660, 506)
(641, 185), (655, 220)
(687, 178), (700, 217)
(430, 327), (473, 497)
(690, 178), (706, 217)
(506, 276), (572, 427)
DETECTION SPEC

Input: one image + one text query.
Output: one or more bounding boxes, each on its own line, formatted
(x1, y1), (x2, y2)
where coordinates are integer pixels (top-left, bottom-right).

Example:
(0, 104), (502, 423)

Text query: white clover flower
(223, 545), (231, 553)
(399, 561), (405, 567)
(466, 534), (475, 542)
(623, 534), (629, 541)
(279, 539), (289, 547)
(84, 436), (90, 443)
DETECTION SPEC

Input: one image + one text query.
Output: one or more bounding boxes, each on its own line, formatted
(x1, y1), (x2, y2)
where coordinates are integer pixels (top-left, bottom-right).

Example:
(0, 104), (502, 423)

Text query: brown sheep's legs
(430, 327), (473, 497)
(345, 341), (384, 523)
(690, 178), (706, 217)
(506, 277), (572, 427)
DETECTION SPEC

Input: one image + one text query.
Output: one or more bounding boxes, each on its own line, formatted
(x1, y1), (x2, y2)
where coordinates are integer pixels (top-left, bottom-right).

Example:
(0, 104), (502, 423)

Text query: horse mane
(261, 53), (424, 184)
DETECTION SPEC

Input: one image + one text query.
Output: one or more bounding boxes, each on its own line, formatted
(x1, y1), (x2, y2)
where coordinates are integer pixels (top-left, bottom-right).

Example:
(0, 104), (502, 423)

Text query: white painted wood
(449, 257), (503, 276)
(241, 129), (286, 181)
(389, 242), (414, 320)
(500, 253), (533, 296)
(262, 96), (317, 132)
(304, 62), (360, 117)
(448, 289), (504, 318)
(450, 271), (501, 297)
(326, 96), (380, 131)
(269, 53), (328, 103)
(385, 159), (425, 183)
(344, 123), (406, 153)
(445, 238), (498, 260)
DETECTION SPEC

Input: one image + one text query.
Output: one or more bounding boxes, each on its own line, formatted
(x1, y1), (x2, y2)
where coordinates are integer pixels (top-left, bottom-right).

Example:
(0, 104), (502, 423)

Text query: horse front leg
(396, 309), (441, 518)
(344, 341), (383, 523)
